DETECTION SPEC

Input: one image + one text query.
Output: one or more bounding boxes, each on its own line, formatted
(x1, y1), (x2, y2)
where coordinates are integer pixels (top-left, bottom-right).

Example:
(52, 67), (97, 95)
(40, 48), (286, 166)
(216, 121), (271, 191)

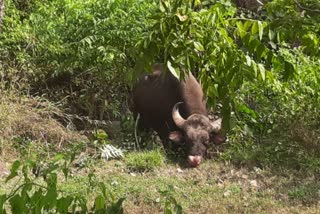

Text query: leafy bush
(125, 150), (165, 172)
(0, 0), (156, 120)
(221, 48), (320, 171)
(0, 157), (125, 213)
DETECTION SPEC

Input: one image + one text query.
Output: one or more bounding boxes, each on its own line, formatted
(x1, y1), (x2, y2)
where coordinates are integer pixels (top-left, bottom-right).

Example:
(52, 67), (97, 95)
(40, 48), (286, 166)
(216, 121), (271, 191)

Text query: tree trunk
(0, 0), (5, 31)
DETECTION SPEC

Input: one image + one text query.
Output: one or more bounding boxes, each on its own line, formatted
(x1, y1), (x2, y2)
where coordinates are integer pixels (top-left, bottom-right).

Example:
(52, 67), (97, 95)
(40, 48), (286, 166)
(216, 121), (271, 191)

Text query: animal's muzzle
(188, 155), (202, 167)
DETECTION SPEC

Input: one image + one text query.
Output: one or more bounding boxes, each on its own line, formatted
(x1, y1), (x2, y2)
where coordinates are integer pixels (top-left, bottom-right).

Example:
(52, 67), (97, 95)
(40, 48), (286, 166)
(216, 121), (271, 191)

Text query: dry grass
(0, 93), (87, 149)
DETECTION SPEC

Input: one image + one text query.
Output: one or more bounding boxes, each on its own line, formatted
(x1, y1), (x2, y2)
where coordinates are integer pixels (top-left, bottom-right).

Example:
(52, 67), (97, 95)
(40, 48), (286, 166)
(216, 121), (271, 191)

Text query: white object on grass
(100, 144), (124, 160)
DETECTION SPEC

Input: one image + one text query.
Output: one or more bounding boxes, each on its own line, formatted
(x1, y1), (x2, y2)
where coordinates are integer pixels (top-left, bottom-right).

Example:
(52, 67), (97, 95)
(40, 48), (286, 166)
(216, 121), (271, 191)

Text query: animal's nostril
(188, 155), (202, 167)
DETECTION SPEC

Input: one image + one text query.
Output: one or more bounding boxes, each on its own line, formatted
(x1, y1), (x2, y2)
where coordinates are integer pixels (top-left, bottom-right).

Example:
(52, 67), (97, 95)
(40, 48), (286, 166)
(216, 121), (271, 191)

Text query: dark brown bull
(132, 64), (225, 167)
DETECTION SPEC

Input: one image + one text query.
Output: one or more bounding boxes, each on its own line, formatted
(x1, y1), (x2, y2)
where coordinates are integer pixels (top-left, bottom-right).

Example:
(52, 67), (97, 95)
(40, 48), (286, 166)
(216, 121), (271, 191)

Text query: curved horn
(210, 118), (222, 132)
(172, 102), (186, 129)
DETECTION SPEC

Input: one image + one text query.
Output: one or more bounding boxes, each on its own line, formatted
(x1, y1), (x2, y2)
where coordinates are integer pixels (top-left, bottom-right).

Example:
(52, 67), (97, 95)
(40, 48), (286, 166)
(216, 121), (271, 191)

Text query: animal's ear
(210, 132), (226, 145)
(169, 131), (184, 143)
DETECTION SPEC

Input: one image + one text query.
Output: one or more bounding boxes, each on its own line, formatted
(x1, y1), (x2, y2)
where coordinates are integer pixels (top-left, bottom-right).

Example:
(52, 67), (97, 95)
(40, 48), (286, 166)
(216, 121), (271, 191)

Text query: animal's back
(132, 64), (207, 139)
(132, 69), (181, 133)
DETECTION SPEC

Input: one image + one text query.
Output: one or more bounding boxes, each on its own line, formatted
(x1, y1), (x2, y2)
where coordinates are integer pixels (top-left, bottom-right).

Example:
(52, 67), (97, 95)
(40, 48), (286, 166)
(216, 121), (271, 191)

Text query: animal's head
(169, 102), (225, 167)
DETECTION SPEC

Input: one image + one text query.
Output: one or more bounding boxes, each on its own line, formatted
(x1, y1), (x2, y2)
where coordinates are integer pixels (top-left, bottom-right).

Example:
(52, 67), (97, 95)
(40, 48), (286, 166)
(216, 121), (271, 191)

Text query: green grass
(1, 147), (320, 213)
(125, 150), (165, 172)
(1, 103), (319, 214)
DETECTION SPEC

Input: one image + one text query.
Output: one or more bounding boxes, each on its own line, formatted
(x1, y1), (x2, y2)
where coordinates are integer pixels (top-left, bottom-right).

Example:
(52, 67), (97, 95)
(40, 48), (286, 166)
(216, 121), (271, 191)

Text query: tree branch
(294, 0), (320, 13)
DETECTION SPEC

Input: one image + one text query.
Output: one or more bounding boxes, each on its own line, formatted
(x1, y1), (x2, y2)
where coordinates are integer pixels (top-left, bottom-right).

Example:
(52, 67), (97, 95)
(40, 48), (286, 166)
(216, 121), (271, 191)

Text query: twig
(294, 0), (320, 13)
(134, 113), (141, 151)
(256, 0), (264, 6)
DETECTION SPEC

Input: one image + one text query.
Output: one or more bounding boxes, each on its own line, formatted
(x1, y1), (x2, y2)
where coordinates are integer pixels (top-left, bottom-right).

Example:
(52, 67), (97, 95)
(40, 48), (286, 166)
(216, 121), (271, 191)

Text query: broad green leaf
(258, 64), (266, 81)
(30, 189), (44, 214)
(256, 43), (267, 60)
(167, 61), (180, 80)
(258, 21), (264, 40)
(57, 196), (74, 214)
(44, 186), (57, 209)
(6, 160), (21, 183)
(251, 22), (258, 35)
(10, 195), (25, 214)
(236, 22), (245, 38)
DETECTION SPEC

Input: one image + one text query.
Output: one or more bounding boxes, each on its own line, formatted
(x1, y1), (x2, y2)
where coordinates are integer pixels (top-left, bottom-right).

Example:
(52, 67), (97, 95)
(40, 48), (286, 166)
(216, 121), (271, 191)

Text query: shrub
(0, 157), (125, 213)
(0, 0), (156, 120)
(222, 47), (320, 172)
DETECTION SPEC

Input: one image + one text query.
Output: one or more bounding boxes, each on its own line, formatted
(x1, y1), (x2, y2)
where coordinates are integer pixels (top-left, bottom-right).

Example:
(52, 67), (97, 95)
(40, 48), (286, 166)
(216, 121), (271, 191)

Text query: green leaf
(167, 61), (180, 80)
(160, 0), (168, 12)
(57, 196), (74, 214)
(107, 198), (125, 214)
(98, 182), (107, 198)
(62, 166), (69, 181)
(174, 204), (183, 214)
(94, 195), (106, 211)
(283, 61), (295, 80)
(268, 29), (275, 40)
(30, 189), (44, 214)
(251, 22), (258, 35)
(236, 103), (257, 118)
(236, 22), (245, 38)
(258, 64), (266, 81)
(194, 41), (204, 51)
(44, 187), (57, 209)
(10, 195), (26, 214)
(165, 199), (173, 214)
(6, 160), (21, 183)
(95, 129), (108, 141)
(268, 41), (277, 49)
(245, 55), (252, 67)
(54, 154), (65, 161)
(0, 194), (6, 214)
(258, 21), (264, 40)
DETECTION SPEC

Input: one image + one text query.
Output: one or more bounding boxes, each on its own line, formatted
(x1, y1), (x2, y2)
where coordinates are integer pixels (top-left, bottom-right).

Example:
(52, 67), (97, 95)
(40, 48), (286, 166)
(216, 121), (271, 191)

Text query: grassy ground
(0, 94), (319, 213)
(1, 148), (319, 214)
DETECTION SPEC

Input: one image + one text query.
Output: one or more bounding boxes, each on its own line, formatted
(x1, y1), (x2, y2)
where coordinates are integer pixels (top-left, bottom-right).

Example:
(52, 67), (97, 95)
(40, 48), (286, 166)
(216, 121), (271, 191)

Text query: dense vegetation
(0, 0), (319, 213)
